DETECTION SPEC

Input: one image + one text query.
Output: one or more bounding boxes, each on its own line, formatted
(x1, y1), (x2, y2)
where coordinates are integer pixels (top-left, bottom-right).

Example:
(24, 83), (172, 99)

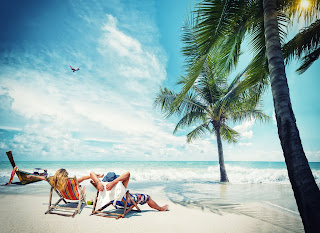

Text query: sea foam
(1, 162), (319, 185)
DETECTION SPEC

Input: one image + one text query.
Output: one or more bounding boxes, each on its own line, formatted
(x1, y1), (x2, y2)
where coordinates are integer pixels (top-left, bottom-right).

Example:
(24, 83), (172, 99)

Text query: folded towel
(113, 182), (126, 206)
(95, 182), (126, 210)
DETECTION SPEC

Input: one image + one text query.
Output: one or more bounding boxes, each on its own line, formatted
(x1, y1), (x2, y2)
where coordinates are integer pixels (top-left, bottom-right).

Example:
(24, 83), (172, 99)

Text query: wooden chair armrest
(90, 180), (98, 189)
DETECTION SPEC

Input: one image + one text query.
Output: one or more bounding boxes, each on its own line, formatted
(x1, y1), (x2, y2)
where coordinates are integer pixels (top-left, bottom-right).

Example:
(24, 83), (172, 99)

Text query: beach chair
(45, 176), (86, 218)
(90, 180), (141, 219)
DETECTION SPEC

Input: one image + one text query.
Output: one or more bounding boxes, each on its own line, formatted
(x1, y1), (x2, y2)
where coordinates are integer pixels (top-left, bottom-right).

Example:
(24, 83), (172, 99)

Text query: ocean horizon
(1, 160), (319, 184)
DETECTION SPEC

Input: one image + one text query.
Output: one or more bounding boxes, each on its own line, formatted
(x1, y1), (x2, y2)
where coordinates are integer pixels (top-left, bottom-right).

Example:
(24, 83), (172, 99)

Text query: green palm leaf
(186, 123), (211, 143)
(174, 111), (207, 134)
(220, 124), (240, 143)
(283, 19), (320, 74)
(297, 47), (320, 74)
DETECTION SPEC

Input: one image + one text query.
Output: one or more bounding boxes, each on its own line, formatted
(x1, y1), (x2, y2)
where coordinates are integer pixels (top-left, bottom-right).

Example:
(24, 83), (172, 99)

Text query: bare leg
(120, 172), (130, 188)
(147, 197), (168, 211)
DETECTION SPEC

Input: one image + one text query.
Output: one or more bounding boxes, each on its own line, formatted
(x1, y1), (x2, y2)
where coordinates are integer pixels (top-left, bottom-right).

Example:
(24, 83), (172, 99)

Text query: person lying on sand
(28, 168), (104, 193)
(90, 171), (169, 211)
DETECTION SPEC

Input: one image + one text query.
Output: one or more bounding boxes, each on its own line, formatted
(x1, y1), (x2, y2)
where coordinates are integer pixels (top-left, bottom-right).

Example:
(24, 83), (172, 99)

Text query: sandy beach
(1, 0), (320, 232)
(0, 184), (304, 233)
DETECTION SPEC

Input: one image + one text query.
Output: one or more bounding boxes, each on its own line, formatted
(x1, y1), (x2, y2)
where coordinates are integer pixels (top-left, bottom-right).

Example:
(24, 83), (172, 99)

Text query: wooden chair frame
(90, 180), (141, 219)
(45, 176), (86, 218)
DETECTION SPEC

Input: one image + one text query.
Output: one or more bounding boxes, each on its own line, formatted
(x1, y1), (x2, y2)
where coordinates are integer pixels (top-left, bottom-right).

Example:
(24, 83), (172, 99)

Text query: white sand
(0, 191), (302, 233)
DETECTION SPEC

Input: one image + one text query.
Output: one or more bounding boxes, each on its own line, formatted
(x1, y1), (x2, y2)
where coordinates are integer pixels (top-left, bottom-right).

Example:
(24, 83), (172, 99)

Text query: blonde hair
(49, 168), (68, 190)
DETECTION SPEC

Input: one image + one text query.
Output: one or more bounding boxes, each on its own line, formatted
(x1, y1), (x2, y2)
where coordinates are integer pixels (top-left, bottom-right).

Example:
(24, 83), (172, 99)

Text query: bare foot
(160, 204), (169, 211)
(147, 197), (169, 211)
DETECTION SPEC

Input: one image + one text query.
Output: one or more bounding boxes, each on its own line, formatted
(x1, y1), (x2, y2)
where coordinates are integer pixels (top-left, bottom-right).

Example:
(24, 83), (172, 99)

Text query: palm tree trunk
(263, 0), (320, 232)
(216, 127), (229, 182)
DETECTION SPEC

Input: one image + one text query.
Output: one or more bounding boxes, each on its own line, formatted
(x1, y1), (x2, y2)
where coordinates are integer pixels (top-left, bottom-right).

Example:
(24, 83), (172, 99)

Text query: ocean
(1, 161), (319, 184)
(1, 160), (319, 227)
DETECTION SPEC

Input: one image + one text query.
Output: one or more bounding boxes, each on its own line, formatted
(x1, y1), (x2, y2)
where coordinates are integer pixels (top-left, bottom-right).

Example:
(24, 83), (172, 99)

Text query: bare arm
(79, 172), (103, 184)
(90, 171), (104, 191)
(77, 175), (91, 183)
(90, 171), (130, 192)
(106, 171), (130, 191)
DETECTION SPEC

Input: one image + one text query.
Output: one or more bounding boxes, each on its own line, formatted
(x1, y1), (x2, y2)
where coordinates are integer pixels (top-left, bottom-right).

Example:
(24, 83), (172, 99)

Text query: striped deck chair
(90, 180), (141, 219)
(45, 176), (86, 218)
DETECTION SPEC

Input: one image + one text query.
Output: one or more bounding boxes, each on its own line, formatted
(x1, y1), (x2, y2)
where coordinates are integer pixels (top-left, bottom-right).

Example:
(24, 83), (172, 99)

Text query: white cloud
(224, 144), (284, 161)
(99, 15), (142, 57)
(0, 126), (22, 131)
(239, 142), (252, 147)
(233, 118), (255, 139)
(306, 151), (320, 162)
(0, 11), (194, 161)
(2, 2), (294, 162)
(97, 14), (166, 86)
(0, 87), (9, 95)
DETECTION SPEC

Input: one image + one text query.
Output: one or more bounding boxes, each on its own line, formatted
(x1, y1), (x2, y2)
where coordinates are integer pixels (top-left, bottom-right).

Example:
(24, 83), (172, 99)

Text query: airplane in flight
(70, 65), (81, 72)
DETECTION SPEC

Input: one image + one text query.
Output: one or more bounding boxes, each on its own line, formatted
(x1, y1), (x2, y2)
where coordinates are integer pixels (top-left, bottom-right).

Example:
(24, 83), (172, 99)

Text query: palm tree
(263, 1), (320, 231)
(155, 70), (269, 182)
(176, 0), (320, 231)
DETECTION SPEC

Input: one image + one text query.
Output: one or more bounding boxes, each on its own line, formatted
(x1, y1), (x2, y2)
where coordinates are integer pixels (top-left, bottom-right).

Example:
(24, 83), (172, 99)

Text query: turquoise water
(0, 161), (320, 184)
(1, 161), (319, 184)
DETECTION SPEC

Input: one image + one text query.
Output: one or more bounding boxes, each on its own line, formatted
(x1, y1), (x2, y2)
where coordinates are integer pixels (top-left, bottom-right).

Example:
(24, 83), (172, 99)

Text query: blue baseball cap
(102, 172), (119, 182)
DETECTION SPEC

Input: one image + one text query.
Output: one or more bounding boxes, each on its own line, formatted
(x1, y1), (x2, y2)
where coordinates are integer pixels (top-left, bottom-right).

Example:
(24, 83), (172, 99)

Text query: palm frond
(236, 52), (270, 105)
(227, 68), (246, 92)
(173, 56), (206, 107)
(154, 87), (177, 113)
(195, 0), (248, 57)
(210, 70), (248, 118)
(206, 19), (246, 76)
(176, 0), (252, 104)
(181, 14), (201, 69)
(220, 124), (240, 143)
(277, 11), (290, 44)
(297, 47), (320, 74)
(186, 122), (211, 143)
(283, 19), (320, 73)
(230, 108), (270, 123)
(174, 111), (207, 134)
(279, 0), (320, 23)
(154, 86), (207, 118)
(246, 3), (265, 57)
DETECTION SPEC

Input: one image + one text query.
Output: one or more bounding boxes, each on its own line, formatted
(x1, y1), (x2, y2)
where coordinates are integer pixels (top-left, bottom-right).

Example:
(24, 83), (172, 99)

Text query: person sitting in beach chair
(90, 171), (168, 219)
(28, 169), (104, 217)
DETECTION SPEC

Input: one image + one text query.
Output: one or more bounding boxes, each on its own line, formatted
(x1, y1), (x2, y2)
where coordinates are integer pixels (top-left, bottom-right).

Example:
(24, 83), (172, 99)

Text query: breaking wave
(1, 162), (319, 185)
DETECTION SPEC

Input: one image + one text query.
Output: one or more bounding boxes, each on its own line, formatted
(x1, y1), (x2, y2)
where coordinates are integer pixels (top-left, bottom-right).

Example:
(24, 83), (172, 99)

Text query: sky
(0, 0), (319, 162)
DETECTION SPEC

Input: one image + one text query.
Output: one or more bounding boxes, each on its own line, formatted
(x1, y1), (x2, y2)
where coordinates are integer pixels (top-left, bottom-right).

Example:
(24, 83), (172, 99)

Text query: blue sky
(0, 0), (319, 162)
